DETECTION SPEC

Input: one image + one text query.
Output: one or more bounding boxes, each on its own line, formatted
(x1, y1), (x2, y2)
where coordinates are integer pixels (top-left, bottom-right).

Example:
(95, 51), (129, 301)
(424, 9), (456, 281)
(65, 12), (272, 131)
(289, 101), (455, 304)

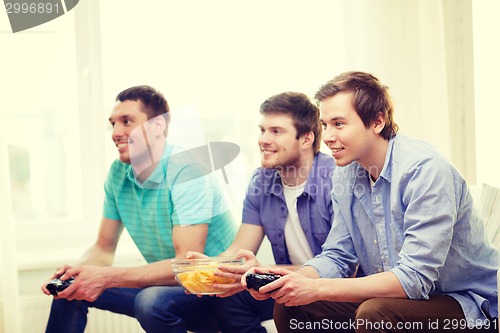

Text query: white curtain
(473, 0), (500, 188)
(341, 0), (450, 159)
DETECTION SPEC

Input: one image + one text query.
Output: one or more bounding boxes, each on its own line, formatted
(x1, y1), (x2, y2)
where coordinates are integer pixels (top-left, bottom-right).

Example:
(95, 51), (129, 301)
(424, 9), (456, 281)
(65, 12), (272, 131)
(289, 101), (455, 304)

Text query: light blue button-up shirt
(306, 135), (498, 322)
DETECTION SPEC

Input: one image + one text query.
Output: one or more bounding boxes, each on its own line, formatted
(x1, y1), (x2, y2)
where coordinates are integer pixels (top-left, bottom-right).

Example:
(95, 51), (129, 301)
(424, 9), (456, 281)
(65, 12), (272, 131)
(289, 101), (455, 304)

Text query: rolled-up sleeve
(391, 157), (457, 299)
(242, 171), (263, 226)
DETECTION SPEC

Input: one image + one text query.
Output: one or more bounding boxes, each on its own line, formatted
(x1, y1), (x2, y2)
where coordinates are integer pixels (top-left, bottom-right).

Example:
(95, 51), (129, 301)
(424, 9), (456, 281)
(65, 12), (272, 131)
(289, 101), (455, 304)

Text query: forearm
(77, 244), (115, 267)
(77, 217), (122, 267)
(297, 265), (322, 278)
(105, 260), (178, 288)
(219, 243), (241, 257)
(220, 224), (265, 257)
(314, 271), (407, 303)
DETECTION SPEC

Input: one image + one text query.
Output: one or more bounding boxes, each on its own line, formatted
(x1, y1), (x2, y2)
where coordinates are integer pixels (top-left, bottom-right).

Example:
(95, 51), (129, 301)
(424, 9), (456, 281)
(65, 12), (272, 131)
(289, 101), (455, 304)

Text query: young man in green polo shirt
(42, 85), (237, 333)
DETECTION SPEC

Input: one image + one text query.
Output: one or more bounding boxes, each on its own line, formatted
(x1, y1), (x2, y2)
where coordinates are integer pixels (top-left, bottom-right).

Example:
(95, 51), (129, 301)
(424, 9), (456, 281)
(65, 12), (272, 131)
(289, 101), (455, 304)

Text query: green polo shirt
(102, 144), (237, 263)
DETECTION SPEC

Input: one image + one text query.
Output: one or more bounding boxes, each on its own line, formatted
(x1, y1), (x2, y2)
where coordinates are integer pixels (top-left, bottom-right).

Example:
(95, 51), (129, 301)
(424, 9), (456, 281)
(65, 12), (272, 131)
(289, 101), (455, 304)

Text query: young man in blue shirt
(252, 72), (498, 332)
(42, 85), (237, 333)
(189, 91), (336, 332)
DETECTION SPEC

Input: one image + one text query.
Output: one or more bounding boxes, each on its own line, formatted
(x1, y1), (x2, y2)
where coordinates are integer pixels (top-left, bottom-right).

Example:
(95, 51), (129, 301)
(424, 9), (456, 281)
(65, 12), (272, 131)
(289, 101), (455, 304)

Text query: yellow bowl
(172, 257), (244, 295)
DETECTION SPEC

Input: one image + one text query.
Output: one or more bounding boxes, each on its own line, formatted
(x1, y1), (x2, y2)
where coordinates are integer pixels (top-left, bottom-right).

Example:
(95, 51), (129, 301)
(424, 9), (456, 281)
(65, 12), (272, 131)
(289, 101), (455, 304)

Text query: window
(0, 3), (107, 266)
(0, 11), (85, 224)
(1, 12), (82, 223)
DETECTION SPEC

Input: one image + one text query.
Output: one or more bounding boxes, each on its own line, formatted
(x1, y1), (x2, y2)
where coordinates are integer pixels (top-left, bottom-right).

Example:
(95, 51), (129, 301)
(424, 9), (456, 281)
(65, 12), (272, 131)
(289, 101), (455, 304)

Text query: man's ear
(373, 112), (386, 134)
(150, 115), (167, 137)
(301, 131), (315, 149)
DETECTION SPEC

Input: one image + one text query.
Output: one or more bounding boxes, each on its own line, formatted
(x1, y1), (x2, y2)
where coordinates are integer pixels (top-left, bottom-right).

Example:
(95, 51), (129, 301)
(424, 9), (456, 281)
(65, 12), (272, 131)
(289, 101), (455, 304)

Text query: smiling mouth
(330, 147), (343, 153)
(115, 142), (128, 151)
(261, 149), (277, 156)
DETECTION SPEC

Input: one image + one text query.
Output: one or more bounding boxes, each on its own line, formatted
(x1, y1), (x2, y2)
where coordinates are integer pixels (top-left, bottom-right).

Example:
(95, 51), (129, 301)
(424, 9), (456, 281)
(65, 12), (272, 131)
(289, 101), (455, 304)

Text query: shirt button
(378, 268), (383, 272)
(374, 239), (378, 244)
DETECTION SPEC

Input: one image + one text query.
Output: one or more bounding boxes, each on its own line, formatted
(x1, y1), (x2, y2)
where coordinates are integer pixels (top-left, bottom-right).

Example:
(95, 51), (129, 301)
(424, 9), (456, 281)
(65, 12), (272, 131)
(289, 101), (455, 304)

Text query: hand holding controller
(46, 277), (75, 296)
(245, 273), (280, 292)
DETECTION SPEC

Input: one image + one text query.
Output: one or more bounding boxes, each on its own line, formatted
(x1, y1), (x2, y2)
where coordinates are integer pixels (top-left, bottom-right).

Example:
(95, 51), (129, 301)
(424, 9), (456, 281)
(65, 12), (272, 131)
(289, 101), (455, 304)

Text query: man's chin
(333, 158), (353, 167)
(260, 160), (277, 169)
(118, 154), (131, 164)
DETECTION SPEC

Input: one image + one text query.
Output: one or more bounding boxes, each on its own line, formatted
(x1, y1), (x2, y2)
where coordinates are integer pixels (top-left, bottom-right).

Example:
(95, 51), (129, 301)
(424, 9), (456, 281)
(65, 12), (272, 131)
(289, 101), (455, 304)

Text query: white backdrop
(1, 0), (499, 331)
(473, 0), (500, 188)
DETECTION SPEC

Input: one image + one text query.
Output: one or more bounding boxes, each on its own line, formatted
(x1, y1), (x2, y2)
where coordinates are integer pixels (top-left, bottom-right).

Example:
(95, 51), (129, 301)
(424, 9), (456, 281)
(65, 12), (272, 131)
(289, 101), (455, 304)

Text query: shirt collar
(265, 153), (328, 199)
(379, 135), (396, 184)
(303, 153), (331, 199)
(126, 144), (174, 189)
(351, 135), (397, 196)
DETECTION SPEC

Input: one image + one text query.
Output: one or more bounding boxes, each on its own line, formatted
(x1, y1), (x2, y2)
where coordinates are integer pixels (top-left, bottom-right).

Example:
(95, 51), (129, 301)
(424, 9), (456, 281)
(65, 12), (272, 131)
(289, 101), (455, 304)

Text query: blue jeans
(45, 286), (220, 333)
(213, 290), (275, 333)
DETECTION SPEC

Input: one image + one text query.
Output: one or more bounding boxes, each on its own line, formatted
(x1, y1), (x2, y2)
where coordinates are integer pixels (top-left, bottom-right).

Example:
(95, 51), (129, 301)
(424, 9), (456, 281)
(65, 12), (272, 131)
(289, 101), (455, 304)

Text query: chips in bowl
(172, 257), (244, 295)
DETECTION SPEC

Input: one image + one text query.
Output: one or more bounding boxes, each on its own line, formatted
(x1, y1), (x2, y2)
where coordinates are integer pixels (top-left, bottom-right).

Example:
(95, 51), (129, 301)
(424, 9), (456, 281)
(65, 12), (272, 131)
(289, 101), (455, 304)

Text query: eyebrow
(109, 114), (132, 123)
(321, 116), (347, 122)
(259, 125), (286, 131)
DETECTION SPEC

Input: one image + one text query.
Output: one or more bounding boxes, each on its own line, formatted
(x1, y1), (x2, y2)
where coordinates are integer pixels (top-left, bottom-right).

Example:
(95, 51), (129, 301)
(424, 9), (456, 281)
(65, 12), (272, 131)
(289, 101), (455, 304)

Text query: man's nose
(112, 123), (125, 140)
(258, 131), (271, 145)
(322, 127), (337, 143)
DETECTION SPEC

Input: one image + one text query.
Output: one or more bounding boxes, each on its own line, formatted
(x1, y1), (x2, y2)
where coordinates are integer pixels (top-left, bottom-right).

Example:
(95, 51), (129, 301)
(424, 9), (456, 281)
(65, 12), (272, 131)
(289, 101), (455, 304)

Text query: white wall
(473, 0), (500, 188)
(1, 1), (499, 331)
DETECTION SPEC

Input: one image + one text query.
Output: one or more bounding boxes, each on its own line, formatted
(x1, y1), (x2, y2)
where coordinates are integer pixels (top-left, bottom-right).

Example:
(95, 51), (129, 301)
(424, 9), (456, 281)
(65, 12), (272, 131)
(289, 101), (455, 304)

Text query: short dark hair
(116, 85), (169, 120)
(315, 71), (398, 140)
(260, 92), (322, 153)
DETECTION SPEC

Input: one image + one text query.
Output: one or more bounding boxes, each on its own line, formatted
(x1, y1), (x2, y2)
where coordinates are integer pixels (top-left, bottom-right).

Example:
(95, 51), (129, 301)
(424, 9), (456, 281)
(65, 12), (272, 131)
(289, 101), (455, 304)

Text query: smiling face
(320, 92), (385, 169)
(258, 113), (302, 170)
(109, 100), (149, 164)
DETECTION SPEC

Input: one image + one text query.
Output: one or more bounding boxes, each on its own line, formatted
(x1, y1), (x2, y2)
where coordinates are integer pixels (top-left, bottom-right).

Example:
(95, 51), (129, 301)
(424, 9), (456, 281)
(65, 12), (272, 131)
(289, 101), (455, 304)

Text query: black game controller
(245, 273), (280, 291)
(46, 277), (75, 296)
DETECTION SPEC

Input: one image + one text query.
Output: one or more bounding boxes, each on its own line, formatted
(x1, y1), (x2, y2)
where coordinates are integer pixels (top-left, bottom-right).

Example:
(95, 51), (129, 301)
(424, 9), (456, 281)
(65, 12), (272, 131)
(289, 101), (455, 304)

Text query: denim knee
(46, 298), (89, 333)
(135, 286), (186, 328)
(135, 287), (174, 319)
